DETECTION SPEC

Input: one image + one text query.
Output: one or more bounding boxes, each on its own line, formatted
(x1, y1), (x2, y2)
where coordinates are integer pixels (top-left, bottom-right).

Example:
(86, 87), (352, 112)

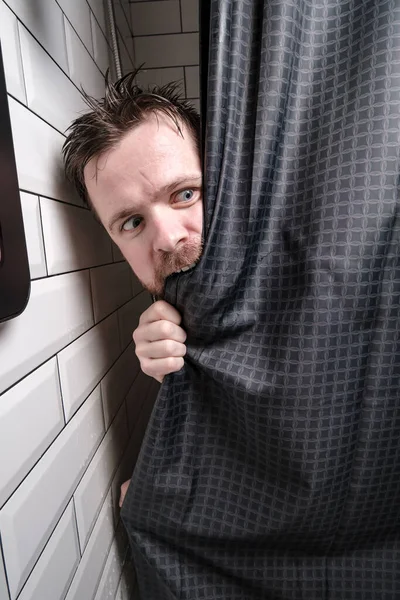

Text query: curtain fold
(122, 1), (400, 597)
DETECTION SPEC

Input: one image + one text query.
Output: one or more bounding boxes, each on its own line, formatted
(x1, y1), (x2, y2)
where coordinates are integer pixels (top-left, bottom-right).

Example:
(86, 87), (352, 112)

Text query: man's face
(84, 113), (203, 296)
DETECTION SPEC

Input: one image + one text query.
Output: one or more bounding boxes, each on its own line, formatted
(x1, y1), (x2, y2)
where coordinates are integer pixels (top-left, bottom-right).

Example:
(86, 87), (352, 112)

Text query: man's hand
(133, 300), (187, 383)
(119, 479), (131, 508)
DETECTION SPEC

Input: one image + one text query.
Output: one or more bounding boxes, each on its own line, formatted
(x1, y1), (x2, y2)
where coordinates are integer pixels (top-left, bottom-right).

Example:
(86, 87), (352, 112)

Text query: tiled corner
(135, 66), (184, 94)
(114, 1), (132, 42)
(90, 262), (132, 324)
(19, 192), (47, 280)
(101, 343), (139, 428)
(130, 1), (181, 36)
(0, 1), (26, 103)
(93, 539), (123, 600)
(134, 32), (199, 68)
(181, 0), (199, 32)
(184, 65), (199, 98)
(115, 551), (136, 600)
(74, 403), (128, 551)
(118, 292), (152, 349)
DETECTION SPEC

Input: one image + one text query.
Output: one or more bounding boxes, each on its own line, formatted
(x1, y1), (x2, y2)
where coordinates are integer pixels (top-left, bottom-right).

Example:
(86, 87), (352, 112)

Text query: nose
(151, 209), (188, 253)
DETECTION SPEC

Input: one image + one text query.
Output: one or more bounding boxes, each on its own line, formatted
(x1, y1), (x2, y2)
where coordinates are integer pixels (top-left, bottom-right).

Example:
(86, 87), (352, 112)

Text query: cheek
(188, 201), (204, 235)
(113, 240), (149, 278)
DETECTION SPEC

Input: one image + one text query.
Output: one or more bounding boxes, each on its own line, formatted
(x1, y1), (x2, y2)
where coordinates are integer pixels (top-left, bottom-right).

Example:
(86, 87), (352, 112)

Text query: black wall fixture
(0, 41), (30, 322)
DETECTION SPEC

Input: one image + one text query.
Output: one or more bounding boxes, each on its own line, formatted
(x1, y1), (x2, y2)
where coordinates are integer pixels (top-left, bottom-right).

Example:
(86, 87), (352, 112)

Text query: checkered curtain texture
(121, 1), (400, 598)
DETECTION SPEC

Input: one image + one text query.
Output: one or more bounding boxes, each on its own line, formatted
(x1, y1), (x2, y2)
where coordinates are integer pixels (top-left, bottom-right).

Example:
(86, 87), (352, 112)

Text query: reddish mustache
(156, 238), (202, 278)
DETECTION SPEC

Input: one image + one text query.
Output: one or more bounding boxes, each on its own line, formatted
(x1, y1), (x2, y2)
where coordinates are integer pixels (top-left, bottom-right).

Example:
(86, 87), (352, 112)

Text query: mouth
(174, 262), (197, 275)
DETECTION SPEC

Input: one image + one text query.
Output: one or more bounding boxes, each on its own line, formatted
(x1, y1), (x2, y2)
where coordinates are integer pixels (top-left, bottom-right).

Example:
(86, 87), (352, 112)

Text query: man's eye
(122, 216), (142, 231)
(176, 189), (195, 203)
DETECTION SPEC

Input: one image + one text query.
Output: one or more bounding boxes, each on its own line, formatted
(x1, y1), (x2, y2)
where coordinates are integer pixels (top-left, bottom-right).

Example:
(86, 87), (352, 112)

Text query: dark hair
(62, 69), (201, 206)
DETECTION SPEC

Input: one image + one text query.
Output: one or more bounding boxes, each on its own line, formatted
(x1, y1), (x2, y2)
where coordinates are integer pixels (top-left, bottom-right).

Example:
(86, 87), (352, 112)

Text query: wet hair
(62, 69), (200, 206)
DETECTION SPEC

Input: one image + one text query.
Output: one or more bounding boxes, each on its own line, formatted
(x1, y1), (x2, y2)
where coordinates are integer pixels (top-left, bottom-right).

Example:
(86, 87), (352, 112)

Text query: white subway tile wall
(0, 2), (161, 600)
(130, 0), (200, 112)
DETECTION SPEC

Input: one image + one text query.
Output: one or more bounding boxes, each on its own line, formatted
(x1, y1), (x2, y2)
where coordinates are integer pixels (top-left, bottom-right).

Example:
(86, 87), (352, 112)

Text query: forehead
(84, 113), (200, 212)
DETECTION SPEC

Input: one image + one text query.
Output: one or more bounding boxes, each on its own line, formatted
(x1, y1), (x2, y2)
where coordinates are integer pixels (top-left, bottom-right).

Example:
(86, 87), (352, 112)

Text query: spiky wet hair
(62, 69), (201, 206)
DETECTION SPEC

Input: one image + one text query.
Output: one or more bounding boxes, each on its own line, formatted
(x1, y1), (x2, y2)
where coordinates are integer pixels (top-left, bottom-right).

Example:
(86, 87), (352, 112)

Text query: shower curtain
(121, 1), (400, 597)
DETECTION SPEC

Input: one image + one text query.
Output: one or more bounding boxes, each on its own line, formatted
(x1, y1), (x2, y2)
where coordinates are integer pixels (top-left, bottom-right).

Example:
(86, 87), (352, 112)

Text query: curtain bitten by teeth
(121, 1), (400, 598)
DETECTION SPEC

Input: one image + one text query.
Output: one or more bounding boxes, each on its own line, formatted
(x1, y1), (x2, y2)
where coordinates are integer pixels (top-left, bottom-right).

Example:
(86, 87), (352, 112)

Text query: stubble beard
(142, 236), (203, 298)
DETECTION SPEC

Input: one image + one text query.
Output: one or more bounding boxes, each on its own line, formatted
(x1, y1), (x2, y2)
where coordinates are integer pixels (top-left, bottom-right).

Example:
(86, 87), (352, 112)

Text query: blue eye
(122, 216), (142, 231)
(177, 189), (194, 202)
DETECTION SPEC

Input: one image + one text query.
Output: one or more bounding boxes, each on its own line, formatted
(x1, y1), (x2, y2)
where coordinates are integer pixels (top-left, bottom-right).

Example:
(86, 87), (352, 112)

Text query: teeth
(175, 262), (196, 274)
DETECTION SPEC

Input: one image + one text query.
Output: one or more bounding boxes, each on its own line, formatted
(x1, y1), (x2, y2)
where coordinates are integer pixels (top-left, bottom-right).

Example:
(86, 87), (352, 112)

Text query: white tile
(58, 313), (121, 421)
(118, 292), (152, 349)
(90, 262), (132, 324)
(0, 554), (10, 600)
(17, 502), (79, 600)
(134, 33), (199, 68)
(120, 0), (133, 30)
(74, 403), (128, 551)
(114, 1), (132, 42)
(57, 0), (93, 55)
(0, 1), (26, 102)
(93, 540), (121, 600)
(0, 387), (104, 599)
(95, 522), (128, 600)
(115, 552), (136, 600)
(118, 33), (134, 75)
(64, 19), (105, 99)
(20, 192), (47, 279)
(189, 97), (200, 113)
(131, 1), (180, 36)
(184, 65), (199, 98)
(0, 358), (63, 509)
(40, 198), (112, 276)
(111, 243), (124, 262)
(87, 0), (106, 35)
(131, 272), (143, 297)
(4, 0), (68, 72)
(136, 66), (184, 94)
(18, 24), (87, 134)
(8, 97), (80, 205)
(0, 271), (93, 395)
(181, 0), (199, 32)
(91, 13), (110, 75)
(101, 343), (139, 428)
(65, 491), (114, 600)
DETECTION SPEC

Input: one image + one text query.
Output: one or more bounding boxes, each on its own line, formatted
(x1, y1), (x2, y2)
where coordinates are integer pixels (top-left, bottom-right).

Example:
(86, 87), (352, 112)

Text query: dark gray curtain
(121, 1), (400, 598)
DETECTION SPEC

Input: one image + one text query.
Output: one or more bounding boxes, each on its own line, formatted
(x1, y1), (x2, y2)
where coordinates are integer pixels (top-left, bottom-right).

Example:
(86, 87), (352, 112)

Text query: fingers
(133, 301), (187, 382)
(140, 356), (185, 383)
(136, 339), (186, 359)
(139, 300), (182, 326)
(134, 320), (187, 344)
(119, 479), (131, 508)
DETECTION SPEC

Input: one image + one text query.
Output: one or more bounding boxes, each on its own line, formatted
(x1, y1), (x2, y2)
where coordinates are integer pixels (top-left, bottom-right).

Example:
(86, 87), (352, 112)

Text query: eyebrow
(108, 175), (202, 232)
